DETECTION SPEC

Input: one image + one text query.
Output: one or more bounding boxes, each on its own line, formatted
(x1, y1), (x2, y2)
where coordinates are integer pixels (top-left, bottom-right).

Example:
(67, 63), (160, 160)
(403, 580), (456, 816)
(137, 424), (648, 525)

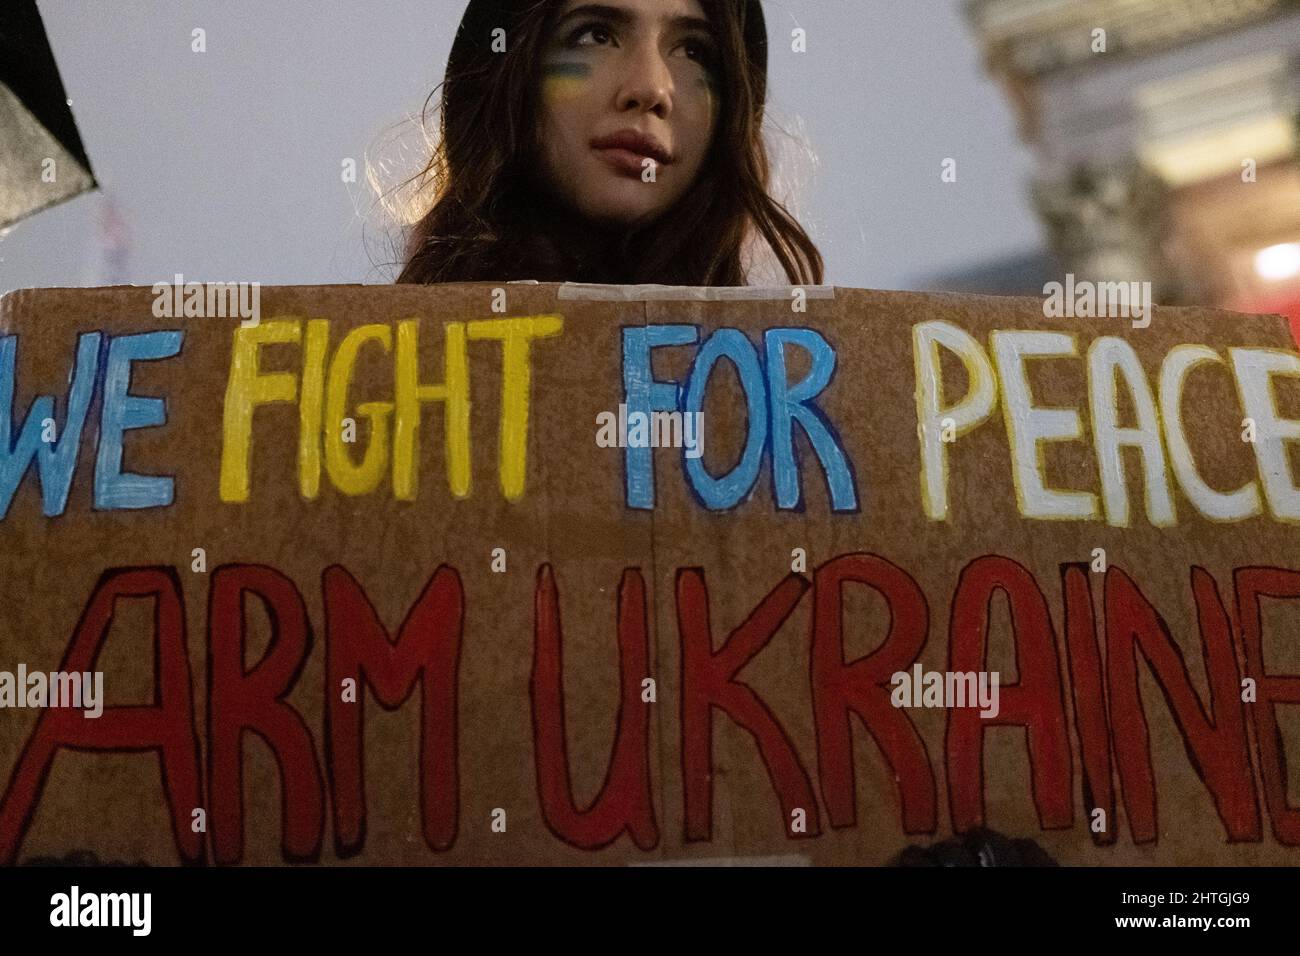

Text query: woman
(397, 0), (823, 286)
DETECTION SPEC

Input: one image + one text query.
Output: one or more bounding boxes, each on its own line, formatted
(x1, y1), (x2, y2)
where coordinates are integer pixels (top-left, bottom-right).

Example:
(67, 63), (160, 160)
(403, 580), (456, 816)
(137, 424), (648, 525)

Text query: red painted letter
(1235, 567), (1300, 845)
(209, 564), (324, 863)
(811, 553), (936, 834)
(947, 555), (1072, 833)
(1106, 566), (1259, 843)
(531, 565), (657, 850)
(1061, 564), (1115, 845)
(0, 567), (203, 865)
(678, 568), (817, 841)
(324, 564), (463, 855)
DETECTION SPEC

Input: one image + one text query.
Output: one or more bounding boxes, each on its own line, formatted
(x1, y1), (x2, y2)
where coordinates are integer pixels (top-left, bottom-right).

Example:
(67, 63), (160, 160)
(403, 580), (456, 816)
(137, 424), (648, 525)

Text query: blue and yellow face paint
(541, 60), (592, 103)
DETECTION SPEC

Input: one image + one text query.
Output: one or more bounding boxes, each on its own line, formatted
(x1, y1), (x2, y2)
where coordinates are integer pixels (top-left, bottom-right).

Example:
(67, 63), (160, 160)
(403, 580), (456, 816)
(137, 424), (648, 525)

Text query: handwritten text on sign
(3, 318), (1298, 522)
(2, 288), (1299, 866)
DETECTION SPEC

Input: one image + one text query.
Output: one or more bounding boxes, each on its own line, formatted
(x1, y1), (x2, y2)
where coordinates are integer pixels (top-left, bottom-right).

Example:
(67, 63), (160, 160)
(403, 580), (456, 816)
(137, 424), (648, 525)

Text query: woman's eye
(680, 38), (718, 68)
(569, 23), (614, 47)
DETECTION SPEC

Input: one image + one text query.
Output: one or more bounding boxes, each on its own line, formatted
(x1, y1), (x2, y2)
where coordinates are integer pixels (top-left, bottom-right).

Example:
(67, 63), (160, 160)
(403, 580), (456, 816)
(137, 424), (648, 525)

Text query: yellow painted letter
(220, 320), (302, 502)
(324, 324), (394, 496)
(467, 315), (564, 501)
(393, 321), (469, 499)
(298, 320), (330, 499)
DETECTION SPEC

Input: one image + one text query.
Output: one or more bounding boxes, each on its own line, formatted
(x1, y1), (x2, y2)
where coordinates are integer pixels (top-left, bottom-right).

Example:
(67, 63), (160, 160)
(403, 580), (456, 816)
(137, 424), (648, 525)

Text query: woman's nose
(615, 44), (673, 117)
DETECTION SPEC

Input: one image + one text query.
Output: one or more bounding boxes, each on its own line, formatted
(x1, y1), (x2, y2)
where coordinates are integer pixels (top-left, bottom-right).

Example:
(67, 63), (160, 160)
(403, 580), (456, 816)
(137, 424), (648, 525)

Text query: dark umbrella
(0, 0), (96, 229)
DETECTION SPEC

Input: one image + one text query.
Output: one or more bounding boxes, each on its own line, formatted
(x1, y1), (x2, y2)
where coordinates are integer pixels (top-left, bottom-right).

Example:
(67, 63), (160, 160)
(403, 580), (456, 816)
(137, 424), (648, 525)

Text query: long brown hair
(396, 0), (823, 286)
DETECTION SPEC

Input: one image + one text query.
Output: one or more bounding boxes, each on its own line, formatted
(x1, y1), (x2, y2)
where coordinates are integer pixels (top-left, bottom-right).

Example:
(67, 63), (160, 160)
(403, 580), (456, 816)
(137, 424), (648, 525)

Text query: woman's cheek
(540, 59), (593, 106)
(697, 73), (720, 117)
(675, 76), (718, 168)
(680, 69), (718, 128)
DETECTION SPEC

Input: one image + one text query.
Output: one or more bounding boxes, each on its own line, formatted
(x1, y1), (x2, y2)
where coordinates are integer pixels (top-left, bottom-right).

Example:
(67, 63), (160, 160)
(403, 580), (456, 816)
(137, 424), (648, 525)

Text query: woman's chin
(573, 185), (674, 229)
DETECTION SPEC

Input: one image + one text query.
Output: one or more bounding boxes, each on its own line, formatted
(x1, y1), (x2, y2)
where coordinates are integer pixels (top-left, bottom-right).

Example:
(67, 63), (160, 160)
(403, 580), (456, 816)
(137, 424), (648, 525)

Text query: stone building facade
(965, 0), (1300, 322)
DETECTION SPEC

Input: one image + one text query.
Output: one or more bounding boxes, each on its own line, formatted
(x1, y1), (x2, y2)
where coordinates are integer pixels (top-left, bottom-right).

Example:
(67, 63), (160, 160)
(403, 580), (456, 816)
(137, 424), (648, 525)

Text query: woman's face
(536, 0), (721, 228)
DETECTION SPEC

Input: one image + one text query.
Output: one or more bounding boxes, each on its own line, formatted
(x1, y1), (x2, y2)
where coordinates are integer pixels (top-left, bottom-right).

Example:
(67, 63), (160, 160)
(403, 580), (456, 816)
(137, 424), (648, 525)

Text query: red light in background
(1260, 297), (1300, 347)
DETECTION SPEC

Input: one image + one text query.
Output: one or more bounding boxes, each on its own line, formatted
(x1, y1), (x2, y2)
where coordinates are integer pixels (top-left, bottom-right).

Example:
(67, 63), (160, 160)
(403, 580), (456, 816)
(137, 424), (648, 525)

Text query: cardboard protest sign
(1, 281), (1298, 866)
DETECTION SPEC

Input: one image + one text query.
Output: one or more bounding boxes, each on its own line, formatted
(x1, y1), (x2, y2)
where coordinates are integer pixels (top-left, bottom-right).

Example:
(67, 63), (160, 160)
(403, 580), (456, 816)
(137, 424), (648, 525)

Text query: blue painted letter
(95, 330), (183, 510)
(622, 325), (698, 509)
(765, 328), (858, 511)
(0, 332), (100, 518)
(684, 329), (767, 510)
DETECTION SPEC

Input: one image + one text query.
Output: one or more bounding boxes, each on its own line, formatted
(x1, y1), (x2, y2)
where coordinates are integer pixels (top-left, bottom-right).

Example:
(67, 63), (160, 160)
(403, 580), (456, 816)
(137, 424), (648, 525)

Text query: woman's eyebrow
(669, 15), (714, 35)
(555, 5), (714, 36)
(556, 4), (634, 28)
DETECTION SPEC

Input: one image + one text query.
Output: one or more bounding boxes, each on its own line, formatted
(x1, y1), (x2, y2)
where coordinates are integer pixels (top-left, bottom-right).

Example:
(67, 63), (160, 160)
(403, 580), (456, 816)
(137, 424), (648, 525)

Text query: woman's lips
(590, 131), (672, 179)
(594, 146), (658, 178)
